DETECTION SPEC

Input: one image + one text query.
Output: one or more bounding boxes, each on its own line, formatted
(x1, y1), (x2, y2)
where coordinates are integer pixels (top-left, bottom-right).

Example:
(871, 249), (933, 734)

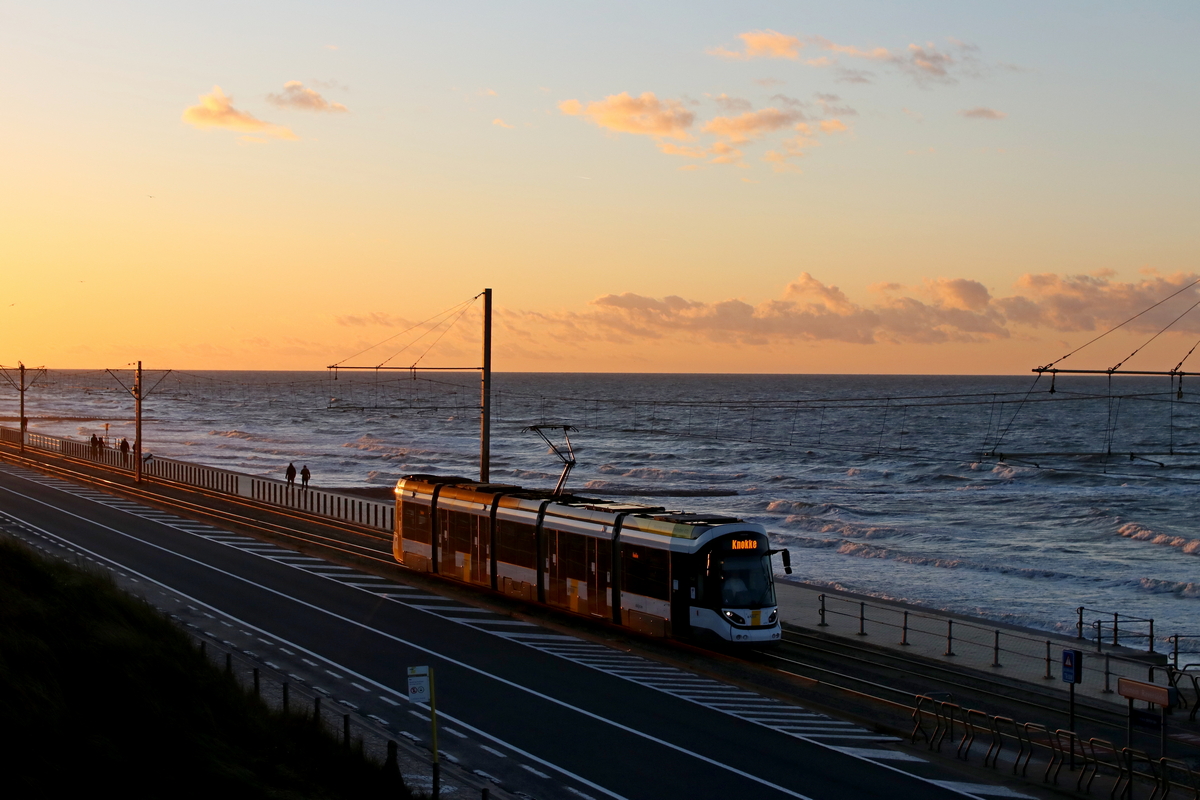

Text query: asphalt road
(0, 463), (1027, 800)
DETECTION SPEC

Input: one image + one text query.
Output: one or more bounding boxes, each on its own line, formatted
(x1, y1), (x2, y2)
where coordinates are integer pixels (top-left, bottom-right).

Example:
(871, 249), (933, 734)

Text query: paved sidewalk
(775, 580), (1173, 709)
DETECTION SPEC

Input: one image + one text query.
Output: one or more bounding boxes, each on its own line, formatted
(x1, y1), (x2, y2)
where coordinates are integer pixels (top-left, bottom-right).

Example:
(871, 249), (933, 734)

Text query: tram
(393, 474), (791, 644)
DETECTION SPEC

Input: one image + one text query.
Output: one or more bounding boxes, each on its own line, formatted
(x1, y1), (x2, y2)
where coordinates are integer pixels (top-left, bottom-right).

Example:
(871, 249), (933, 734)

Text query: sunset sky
(2, 2), (1198, 374)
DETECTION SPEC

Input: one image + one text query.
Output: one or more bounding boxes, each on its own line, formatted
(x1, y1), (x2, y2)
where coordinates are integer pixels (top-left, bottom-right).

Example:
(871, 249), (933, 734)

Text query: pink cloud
(559, 92), (694, 140)
(182, 86), (297, 140)
(709, 30), (803, 61)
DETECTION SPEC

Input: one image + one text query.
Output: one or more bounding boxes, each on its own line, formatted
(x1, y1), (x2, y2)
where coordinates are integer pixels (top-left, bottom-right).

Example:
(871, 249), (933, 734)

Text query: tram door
(587, 538), (611, 618)
(470, 513), (488, 586)
(544, 529), (563, 607)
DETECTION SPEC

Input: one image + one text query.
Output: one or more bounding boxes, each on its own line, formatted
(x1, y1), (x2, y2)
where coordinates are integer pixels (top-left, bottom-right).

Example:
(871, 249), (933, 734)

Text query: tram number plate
(407, 666), (430, 701)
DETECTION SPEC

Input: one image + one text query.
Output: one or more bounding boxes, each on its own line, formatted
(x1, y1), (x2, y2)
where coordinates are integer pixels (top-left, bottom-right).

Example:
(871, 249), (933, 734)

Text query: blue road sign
(1063, 649), (1083, 684)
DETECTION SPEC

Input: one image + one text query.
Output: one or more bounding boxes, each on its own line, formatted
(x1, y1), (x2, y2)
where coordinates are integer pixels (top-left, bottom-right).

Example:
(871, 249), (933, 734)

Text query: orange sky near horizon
(2, 2), (1197, 375)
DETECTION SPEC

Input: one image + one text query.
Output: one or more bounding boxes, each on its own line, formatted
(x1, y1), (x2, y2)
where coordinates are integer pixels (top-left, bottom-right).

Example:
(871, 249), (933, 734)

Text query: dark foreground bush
(0, 537), (412, 799)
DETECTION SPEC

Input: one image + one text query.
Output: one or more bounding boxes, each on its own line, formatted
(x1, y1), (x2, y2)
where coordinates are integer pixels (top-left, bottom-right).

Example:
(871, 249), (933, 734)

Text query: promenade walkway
(775, 580), (1174, 710)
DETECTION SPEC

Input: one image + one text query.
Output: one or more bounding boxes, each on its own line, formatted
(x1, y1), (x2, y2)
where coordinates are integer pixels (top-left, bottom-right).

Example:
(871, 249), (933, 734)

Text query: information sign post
(1117, 677), (1177, 759)
(1062, 649), (1083, 768)
(408, 666), (440, 798)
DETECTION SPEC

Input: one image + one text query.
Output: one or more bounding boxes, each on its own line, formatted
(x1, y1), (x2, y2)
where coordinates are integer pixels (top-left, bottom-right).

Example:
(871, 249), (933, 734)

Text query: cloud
(702, 107), (801, 143)
(709, 30), (802, 61)
(493, 118), (515, 129)
(266, 81), (348, 113)
(819, 119), (848, 133)
(559, 92), (694, 140)
(995, 272), (1200, 334)
(497, 271), (1200, 352)
(334, 312), (406, 327)
(835, 69), (874, 84)
(960, 107), (1007, 120)
(711, 93), (753, 113)
(754, 77), (786, 87)
(182, 86), (297, 140)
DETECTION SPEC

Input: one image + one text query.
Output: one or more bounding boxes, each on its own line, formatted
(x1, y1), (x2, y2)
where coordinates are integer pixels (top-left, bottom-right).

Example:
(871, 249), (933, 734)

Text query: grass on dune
(0, 536), (413, 799)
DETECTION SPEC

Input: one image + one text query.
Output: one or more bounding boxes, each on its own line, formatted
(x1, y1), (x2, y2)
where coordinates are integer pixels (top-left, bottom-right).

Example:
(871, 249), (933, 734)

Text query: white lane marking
(521, 765), (551, 779)
(351, 682), (369, 692)
(442, 727), (467, 739)
(380, 696), (401, 706)
(480, 745), (507, 758)
(832, 747), (926, 762)
(931, 783), (1034, 799)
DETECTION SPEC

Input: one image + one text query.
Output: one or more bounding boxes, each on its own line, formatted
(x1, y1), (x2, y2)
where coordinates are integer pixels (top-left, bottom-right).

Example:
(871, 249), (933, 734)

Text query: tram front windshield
(717, 554), (776, 608)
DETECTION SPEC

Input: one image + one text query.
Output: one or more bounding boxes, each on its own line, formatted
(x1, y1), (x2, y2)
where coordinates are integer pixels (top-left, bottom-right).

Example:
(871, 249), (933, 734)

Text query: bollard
(1044, 641), (1052, 679)
(200, 640), (206, 659)
(817, 594), (828, 627)
(225, 652), (232, 674)
(858, 601), (867, 636)
(283, 682), (289, 712)
(1148, 619), (1155, 653)
(313, 695), (321, 724)
(1077, 606), (1084, 639)
(1112, 612), (1119, 647)
(343, 714), (350, 747)
(253, 667), (260, 696)
(1173, 634), (1179, 669)
(944, 619), (955, 657)
(901, 610), (909, 646)
(433, 761), (441, 800)
(482, 790), (490, 800)
(992, 630), (1002, 668)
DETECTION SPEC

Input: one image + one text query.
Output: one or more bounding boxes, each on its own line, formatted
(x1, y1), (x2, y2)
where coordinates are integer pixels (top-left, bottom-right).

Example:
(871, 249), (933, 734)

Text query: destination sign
(730, 539), (758, 550)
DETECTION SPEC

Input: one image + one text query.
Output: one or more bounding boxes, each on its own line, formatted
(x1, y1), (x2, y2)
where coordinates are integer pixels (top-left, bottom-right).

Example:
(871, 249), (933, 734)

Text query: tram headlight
(722, 610), (746, 625)
(768, 610), (778, 624)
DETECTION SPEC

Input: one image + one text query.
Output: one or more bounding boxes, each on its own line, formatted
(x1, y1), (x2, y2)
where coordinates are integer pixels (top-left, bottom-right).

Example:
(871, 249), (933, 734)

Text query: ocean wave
(1117, 522), (1200, 555)
(596, 464), (743, 482)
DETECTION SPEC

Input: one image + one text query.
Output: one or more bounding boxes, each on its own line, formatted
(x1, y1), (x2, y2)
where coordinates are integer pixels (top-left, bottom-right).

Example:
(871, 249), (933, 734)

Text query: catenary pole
(480, 288), (492, 483)
(134, 361), (143, 483)
(18, 363), (25, 454)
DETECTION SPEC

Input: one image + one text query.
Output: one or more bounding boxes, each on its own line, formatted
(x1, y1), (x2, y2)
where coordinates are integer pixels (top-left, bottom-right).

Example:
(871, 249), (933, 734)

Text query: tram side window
(495, 519), (536, 568)
(401, 501), (431, 544)
(621, 544), (670, 600)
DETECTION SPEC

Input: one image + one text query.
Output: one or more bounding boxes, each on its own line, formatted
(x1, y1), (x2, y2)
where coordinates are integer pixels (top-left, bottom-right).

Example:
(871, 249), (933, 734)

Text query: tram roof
(396, 474), (752, 540)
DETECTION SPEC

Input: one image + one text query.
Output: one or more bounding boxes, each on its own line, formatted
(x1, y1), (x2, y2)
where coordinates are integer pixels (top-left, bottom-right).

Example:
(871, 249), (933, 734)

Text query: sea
(5, 369), (1199, 653)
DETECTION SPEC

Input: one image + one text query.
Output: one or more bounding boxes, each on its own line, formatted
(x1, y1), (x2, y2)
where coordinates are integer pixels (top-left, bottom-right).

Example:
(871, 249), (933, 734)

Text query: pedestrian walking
(300, 465), (311, 488)
(90, 434), (99, 458)
(119, 438), (130, 466)
(286, 462), (297, 485)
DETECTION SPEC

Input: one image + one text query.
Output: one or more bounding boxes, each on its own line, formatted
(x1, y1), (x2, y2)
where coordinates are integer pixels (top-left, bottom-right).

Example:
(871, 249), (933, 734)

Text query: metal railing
(0, 425), (395, 532)
(1078, 606), (1157, 652)
(911, 694), (1200, 797)
(814, 593), (1192, 692)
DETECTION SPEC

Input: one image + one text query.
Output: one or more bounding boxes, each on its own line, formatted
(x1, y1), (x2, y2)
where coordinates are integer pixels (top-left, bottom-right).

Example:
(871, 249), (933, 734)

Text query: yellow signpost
(408, 666), (440, 798)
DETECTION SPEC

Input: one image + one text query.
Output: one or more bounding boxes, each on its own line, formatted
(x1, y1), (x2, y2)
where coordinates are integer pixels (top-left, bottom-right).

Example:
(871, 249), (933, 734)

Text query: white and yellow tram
(393, 474), (790, 644)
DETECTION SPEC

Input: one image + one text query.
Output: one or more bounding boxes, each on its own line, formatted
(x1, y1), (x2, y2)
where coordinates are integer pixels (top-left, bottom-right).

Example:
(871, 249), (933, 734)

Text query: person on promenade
(300, 465), (311, 488)
(90, 434), (99, 458)
(119, 438), (130, 466)
(286, 462), (297, 486)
